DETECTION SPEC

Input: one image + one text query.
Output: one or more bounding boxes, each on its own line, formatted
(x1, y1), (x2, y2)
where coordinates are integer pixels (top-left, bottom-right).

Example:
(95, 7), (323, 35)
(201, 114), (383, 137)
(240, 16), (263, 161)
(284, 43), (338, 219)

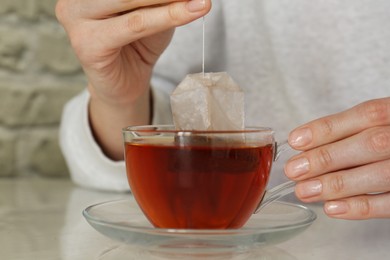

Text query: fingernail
(325, 201), (348, 215)
(285, 157), (310, 179)
(186, 0), (206, 12)
(296, 180), (322, 198)
(289, 127), (312, 148)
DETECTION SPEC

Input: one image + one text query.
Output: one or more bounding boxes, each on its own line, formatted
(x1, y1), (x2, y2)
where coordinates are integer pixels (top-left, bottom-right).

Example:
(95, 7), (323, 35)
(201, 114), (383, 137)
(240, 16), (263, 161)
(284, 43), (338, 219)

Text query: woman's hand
(285, 97), (390, 219)
(56, 0), (211, 159)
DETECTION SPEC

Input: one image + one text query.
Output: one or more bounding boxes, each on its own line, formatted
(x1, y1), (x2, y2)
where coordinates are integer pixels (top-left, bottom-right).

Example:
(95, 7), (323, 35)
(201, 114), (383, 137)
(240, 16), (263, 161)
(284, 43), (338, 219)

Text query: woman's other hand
(286, 98), (390, 219)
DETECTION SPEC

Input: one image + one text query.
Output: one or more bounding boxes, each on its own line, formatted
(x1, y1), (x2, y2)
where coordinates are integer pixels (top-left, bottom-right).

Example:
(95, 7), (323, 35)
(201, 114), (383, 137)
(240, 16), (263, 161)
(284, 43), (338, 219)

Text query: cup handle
(254, 140), (296, 214)
(274, 140), (291, 161)
(254, 180), (296, 213)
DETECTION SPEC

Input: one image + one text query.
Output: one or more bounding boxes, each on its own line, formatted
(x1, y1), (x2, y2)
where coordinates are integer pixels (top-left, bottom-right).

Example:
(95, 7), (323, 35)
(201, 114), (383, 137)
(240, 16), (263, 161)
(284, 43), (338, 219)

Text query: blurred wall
(0, 0), (86, 177)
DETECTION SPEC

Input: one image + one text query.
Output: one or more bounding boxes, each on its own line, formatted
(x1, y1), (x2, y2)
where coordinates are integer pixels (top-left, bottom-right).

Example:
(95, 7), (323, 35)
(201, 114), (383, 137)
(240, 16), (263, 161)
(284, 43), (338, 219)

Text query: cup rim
(122, 125), (274, 134)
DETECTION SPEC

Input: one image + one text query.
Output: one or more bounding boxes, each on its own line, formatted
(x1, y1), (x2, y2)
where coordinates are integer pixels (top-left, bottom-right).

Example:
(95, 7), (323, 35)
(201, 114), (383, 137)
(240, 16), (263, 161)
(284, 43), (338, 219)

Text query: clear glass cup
(123, 125), (294, 229)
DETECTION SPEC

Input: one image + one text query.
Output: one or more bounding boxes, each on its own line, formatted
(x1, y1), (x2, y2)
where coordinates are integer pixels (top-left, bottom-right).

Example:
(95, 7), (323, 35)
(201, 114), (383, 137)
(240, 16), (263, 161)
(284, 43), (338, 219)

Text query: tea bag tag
(170, 72), (245, 131)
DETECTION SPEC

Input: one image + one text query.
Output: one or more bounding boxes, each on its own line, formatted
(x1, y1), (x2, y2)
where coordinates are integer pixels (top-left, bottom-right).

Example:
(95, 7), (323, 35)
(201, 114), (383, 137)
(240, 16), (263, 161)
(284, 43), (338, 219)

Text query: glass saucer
(83, 198), (316, 255)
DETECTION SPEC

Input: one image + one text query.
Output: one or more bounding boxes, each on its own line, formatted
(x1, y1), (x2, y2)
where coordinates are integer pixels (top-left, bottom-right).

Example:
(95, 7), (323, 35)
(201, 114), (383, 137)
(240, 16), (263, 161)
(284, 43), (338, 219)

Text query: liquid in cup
(123, 126), (275, 229)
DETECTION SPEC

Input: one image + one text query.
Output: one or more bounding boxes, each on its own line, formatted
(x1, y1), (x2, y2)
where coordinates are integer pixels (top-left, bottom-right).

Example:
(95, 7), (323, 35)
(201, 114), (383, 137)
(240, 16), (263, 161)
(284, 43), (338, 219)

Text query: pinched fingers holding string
(285, 98), (390, 219)
(55, 0), (211, 104)
(56, 0), (211, 60)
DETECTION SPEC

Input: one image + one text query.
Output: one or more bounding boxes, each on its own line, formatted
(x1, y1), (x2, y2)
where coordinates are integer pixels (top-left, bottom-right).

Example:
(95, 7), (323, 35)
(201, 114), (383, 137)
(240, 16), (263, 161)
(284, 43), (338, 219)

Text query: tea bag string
(202, 16), (205, 77)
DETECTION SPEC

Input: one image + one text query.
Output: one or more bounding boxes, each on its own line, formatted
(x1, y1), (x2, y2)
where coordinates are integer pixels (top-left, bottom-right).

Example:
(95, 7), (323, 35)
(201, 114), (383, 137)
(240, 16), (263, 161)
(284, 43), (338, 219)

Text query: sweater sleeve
(60, 84), (171, 192)
(59, 90), (129, 192)
(59, 81), (174, 192)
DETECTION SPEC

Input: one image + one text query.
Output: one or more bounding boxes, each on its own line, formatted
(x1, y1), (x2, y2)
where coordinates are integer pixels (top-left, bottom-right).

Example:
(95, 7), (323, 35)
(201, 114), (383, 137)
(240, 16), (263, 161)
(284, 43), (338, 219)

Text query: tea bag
(170, 72), (245, 131)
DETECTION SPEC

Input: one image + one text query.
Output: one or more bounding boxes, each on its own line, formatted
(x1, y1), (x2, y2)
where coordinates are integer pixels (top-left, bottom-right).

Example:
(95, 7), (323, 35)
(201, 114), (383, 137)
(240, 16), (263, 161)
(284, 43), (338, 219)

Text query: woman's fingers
(87, 0), (186, 19)
(285, 97), (390, 220)
(57, 0), (186, 20)
(58, 0), (211, 56)
(288, 97), (390, 151)
(285, 125), (390, 180)
(93, 1), (211, 50)
(324, 193), (390, 219)
(294, 159), (390, 220)
(294, 159), (390, 202)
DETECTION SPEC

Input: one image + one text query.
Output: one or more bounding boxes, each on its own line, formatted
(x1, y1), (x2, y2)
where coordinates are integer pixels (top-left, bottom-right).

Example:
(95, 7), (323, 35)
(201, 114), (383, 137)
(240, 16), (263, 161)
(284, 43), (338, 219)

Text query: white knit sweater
(60, 0), (390, 191)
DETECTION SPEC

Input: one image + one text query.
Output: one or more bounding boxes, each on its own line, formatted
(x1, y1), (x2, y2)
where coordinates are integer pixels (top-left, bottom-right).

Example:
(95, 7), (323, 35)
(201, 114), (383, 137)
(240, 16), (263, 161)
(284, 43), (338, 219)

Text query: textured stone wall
(0, 0), (86, 177)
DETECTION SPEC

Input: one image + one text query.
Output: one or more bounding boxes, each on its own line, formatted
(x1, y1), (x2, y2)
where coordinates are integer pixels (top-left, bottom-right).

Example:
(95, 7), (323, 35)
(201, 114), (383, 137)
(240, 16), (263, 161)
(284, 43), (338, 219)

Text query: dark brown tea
(125, 140), (273, 229)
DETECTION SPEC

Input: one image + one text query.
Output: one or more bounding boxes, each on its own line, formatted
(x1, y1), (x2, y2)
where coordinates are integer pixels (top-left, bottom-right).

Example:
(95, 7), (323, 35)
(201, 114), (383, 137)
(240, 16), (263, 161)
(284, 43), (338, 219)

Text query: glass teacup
(123, 125), (293, 229)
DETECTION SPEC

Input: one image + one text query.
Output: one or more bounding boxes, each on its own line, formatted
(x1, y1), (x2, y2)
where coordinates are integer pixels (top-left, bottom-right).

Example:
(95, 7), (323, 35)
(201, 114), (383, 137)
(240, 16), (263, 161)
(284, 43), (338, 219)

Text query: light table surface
(0, 177), (389, 259)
